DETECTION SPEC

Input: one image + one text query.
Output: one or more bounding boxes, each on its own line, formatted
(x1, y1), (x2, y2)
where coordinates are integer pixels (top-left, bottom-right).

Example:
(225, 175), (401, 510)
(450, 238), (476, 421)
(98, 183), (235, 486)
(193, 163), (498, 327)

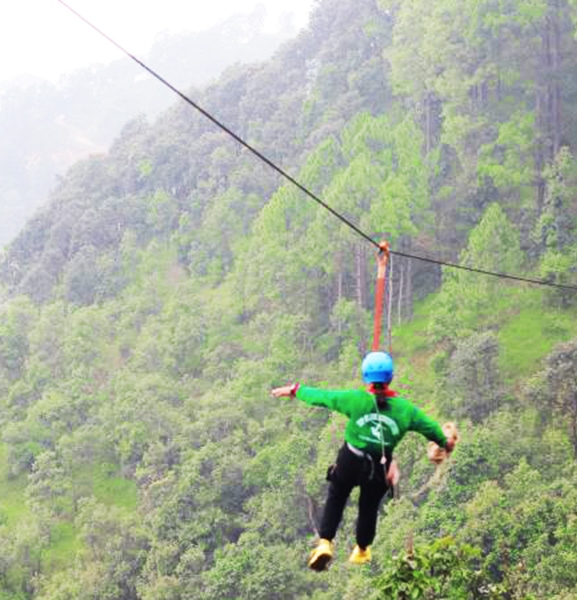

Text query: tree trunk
(406, 257), (413, 320)
(336, 252), (343, 336)
(425, 92), (432, 155)
(570, 390), (577, 460)
(355, 243), (367, 310)
(535, 89), (546, 216)
(397, 257), (404, 325)
(540, 8), (562, 162)
(551, 6), (562, 156)
(535, 19), (552, 216)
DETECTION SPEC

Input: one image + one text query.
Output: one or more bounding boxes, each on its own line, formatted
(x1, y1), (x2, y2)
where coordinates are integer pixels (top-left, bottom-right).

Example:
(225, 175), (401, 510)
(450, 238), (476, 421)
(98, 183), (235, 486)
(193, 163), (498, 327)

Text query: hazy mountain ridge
(0, 6), (299, 247)
(0, 0), (388, 301)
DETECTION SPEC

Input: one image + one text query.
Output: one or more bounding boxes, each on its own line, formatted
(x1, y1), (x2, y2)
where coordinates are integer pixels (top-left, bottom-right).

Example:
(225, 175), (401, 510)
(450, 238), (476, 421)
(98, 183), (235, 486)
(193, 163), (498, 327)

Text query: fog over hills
(0, 6), (298, 247)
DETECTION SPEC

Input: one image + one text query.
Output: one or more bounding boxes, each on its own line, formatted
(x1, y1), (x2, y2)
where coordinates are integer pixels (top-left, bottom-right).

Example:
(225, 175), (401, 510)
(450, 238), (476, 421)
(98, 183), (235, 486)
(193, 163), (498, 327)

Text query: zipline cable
(56, 0), (577, 293)
(390, 249), (577, 291)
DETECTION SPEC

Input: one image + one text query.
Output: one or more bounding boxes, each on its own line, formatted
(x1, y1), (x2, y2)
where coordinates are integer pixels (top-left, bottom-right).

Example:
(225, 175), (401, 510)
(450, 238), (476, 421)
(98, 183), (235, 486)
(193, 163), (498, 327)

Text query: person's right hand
(428, 422), (459, 464)
(386, 459), (400, 486)
(427, 441), (447, 464)
(442, 422), (460, 452)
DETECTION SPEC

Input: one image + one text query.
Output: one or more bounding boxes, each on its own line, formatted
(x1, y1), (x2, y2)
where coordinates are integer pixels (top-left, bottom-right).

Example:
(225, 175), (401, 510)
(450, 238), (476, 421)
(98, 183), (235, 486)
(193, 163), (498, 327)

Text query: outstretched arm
(271, 384), (359, 415)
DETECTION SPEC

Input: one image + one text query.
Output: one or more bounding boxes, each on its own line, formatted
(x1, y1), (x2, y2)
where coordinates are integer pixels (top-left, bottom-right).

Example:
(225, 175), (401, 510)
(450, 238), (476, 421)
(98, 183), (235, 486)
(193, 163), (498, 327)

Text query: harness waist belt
(347, 442), (369, 458)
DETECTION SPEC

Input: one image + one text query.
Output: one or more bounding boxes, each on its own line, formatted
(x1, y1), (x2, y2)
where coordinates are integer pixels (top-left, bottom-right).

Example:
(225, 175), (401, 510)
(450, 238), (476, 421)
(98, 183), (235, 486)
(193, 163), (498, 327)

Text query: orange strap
(371, 241), (390, 352)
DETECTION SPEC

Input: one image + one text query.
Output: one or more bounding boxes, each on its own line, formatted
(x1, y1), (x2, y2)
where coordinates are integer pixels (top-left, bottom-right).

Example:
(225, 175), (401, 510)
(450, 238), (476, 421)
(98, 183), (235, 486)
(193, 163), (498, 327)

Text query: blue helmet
(361, 351), (394, 384)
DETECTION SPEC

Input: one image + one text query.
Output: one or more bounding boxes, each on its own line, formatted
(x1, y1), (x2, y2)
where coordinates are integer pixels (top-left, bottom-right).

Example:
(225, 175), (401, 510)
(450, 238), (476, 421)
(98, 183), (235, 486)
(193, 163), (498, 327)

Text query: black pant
(319, 443), (389, 549)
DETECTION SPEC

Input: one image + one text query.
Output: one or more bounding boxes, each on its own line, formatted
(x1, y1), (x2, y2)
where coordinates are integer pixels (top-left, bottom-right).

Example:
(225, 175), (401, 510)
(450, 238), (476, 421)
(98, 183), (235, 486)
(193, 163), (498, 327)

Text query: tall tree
(429, 203), (523, 342)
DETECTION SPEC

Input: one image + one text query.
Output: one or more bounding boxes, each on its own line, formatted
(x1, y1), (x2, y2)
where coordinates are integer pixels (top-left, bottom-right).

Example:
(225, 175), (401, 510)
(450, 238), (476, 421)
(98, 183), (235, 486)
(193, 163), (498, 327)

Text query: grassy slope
(0, 444), (138, 572)
(497, 293), (577, 380)
(0, 443), (30, 526)
(39, 466), (137, 570)
(393, 288), (577, 392)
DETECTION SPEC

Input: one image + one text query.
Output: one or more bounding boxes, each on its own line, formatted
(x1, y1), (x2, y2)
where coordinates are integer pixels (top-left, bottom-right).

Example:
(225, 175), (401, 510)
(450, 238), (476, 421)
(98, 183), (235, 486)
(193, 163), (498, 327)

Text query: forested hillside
(0, 6), (297, 247)
(1, 0), (577, 598)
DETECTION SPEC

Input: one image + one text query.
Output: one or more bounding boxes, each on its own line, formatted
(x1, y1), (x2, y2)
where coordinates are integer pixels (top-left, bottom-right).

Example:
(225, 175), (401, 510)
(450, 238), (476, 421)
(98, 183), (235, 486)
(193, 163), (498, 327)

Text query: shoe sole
(308, 552), (333, 572)
(349, 559), (370, 565)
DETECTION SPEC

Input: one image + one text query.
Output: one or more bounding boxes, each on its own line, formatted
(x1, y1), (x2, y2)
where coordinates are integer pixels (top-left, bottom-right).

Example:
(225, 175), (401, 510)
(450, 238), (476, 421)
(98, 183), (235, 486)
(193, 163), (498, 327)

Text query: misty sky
(0, 0), (314, 83)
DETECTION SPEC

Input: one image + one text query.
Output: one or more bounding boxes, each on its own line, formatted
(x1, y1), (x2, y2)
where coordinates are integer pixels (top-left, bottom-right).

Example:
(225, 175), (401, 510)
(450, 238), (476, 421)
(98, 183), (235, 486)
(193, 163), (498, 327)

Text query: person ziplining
(271, 243), (459, 571)
(271, 351), (458, 571)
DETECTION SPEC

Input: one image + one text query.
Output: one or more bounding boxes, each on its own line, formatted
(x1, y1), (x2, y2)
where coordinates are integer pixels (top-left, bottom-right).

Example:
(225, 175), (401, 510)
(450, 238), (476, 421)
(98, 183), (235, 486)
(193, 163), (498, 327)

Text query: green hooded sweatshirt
(295, 386), (447, 456)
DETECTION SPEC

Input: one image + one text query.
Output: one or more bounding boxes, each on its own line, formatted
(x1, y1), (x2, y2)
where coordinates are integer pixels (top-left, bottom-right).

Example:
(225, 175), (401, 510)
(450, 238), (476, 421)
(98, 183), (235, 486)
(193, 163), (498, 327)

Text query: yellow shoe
(308, 538), (334, 571)
(349, 544), (371, 565)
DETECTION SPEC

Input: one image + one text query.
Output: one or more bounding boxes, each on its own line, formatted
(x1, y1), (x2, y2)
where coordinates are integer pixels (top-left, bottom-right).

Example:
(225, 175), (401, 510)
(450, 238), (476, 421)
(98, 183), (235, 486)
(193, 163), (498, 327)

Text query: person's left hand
(271, 385), (293, 399)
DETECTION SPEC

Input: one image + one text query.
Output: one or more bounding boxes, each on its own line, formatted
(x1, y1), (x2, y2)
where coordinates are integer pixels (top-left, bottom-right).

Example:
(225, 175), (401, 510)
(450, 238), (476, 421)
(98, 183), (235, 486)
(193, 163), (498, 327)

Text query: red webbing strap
(371, 241), (390, 352)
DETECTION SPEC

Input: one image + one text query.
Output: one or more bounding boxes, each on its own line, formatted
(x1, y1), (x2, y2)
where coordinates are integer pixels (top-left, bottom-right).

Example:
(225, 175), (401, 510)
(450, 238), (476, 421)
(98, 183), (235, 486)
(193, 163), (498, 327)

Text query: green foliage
(461, 460), (577, 597)
(92, 463), (138, 511)
(533, 147), (577, 306)
(374, 537), (490, 600)
(526, 338), (577, 458)
(2, 0), (577, 597)
(443, 332), (503, 423)
(0, 443), (30, 525)
(40, 522), (81, 572)
(497, 296), (577, 379)
(428, 203), (523, 342)
(478, 110), (536, 190)
(202, 535), (310, 600)
(0, 296), (35, 382)
(26, 451), (72, 518)
(35, 498), (150, 600)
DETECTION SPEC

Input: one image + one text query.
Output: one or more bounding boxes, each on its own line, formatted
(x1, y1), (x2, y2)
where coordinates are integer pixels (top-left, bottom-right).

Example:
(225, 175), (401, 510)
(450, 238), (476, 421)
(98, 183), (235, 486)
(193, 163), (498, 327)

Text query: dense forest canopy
(1, 0), (577, 598)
